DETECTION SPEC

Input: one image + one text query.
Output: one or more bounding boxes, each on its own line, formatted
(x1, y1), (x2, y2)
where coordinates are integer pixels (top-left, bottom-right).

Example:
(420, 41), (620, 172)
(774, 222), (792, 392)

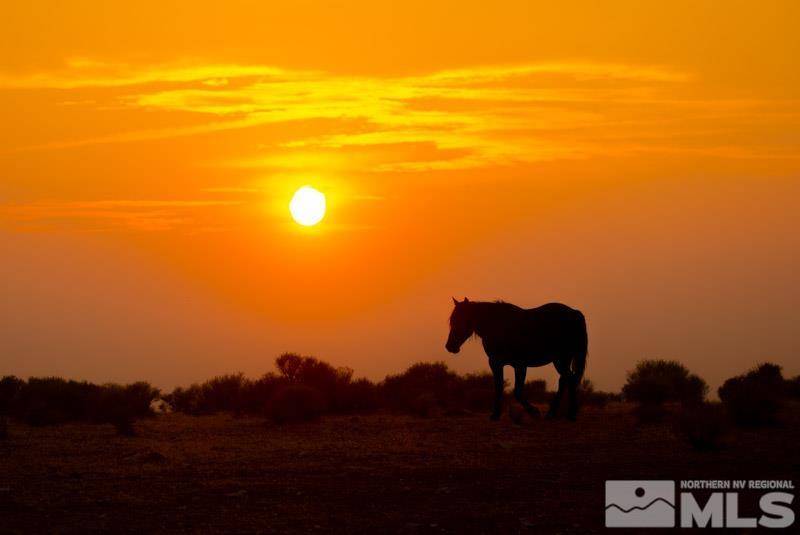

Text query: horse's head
(446, 297), (473, 354)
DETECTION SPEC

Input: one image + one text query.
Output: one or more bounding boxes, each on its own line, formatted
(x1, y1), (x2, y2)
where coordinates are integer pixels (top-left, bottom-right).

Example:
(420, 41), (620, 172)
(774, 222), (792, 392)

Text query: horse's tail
(572, 311), (588, 382)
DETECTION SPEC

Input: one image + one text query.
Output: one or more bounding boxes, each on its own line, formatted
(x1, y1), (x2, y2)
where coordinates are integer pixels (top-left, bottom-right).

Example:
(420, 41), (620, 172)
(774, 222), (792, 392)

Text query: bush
(165, 373), (285, 416)
(455, 371), (506, 413)
(156, 356), (630, 420)
(719, 363), (786, 427)
(381, 362), (460, 414)
(91, 382), (160, 434)
(266, 385), (325, 424)
(164, 384), (205, 415)
(634, 402), (668, 424)
(580, 379), (620, 408)
(199, 374), (247, 414)
(276, 353), (372, 413)
(240, 373), (286, 414)
(0, 376), (24, 415)
(4, 377), (159, 428)
(786, 375), (800, 400)
(0, 376), (20, 437)
(408, 393), (440, 418)
(165, 355), (380, 418)
(14, 377), (98, 425)
(523, 379), (549, 404)
(380, 363), (516, 416)
(336, 377), (380, 413)
(623, 360), (708, 406)
(463, 388), (493, 412)
(676, 403), (728, 451)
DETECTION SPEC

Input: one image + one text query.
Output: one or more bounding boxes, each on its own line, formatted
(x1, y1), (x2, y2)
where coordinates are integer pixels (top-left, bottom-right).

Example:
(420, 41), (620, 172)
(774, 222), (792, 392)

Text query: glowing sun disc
(289, 186), (326, 226)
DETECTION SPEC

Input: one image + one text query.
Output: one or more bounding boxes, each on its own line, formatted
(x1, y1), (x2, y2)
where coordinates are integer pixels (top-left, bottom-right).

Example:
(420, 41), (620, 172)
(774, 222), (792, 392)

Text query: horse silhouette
(446, 298), (587, 421)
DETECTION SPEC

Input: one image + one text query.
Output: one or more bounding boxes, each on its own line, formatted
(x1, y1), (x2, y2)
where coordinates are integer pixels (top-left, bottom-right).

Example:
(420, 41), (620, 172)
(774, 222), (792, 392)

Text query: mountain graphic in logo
(605, 480), (676, 527)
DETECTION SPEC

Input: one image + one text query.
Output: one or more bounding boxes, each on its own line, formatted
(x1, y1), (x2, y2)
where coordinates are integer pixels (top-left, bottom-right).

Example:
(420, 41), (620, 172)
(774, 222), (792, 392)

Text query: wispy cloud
(0, 57), (293, 89)
(5, 59), (798, 171)
(0, 199), (241, 232)
(0, 60), (683, 165)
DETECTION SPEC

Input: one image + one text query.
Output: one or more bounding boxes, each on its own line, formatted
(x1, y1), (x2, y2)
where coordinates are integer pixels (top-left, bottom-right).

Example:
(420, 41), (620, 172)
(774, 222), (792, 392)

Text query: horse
(445, 298), (588, 421)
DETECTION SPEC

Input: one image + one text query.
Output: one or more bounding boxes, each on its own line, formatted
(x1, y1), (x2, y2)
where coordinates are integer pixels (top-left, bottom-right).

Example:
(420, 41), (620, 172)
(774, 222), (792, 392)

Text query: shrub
(165, 355), (378, 418)
(199, 374), (247, 414)
(623, 360), (708, 407)
(580, 379), (620, 408)
(381, 362), (459, 414)
(785, 375), (800, 400)
(719, 363), (786, 427)
(266, 385), (325, 424)
(166, 374), (262, 415)
(164, 384), (205, 415)
(276, 353), (368, 413)
(454, 371), (509, 413)
(276, 352), (343, 392)
(335, 377), (380, 413)
(0, 376), (24, 415)
(240, 373), (286, 414)
(14, 377), (98, 425)
(407, 393), (440, 418)
(676, 403), (728, 451)
(523, 379), (549, 404)
(275, 352), (305, 382)
(634, 402), (668, 424)
(164, 356), (627, 419)
(3, 377), (159, 428)
(0, 376), (20, 437)
(463, 388), (494, 412)
(91, 382), (160, 434)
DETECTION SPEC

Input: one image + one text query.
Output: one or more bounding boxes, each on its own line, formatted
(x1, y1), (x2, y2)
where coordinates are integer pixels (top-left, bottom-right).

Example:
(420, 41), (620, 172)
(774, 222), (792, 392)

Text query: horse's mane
(488, 300), (524, 312)
(450, 300), (523, 327)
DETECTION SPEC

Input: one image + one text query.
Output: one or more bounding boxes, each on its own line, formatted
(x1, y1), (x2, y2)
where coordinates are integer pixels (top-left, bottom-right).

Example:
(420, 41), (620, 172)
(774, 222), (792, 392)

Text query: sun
(289, 185), (326, 226)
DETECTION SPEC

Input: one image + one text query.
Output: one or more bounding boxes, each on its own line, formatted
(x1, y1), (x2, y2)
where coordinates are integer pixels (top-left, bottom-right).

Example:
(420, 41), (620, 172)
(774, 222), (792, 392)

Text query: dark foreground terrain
(1, 404), (798, 533)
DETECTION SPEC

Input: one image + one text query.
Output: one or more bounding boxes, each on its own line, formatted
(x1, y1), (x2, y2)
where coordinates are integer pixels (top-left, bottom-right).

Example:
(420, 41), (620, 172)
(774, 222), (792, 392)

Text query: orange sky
(1, 1), (799, 391)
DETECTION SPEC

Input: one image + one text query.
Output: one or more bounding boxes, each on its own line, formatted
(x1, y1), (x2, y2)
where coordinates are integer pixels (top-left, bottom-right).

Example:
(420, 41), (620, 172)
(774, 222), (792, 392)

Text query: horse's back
(523, 302), (586, 353)
(526, 302), (584, 323)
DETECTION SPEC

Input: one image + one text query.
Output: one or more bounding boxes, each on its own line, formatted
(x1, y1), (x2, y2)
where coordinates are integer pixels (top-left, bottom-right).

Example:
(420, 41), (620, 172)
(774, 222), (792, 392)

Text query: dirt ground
(1, 404), (798, 533)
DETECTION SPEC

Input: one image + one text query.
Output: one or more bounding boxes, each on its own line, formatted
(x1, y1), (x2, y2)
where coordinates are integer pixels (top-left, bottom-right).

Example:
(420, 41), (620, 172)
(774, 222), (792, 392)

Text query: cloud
(0, 199), (241, 232)
(0, 58), (294, 89)
(5, 59), (798, 170)
(3, 61), (683, 164)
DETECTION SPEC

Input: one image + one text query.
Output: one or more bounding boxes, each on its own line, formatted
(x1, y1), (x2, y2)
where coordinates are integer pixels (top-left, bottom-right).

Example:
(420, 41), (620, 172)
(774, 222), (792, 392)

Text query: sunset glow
(3, 3), (798, 531)
(1, 0), (797, 391)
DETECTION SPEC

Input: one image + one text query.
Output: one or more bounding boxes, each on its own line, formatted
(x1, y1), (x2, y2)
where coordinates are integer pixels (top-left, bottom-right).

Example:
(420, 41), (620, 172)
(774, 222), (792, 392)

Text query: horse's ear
(463, 297), (469, 303)
(452, 297), (458, 305)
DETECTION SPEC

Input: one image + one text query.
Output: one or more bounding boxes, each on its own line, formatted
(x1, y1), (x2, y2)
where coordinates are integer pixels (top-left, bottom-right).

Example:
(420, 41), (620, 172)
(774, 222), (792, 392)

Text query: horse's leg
(513, 365), (540, 418)
(566, 364), (580, 422)
(547, 359), (570, 419)
(489, 360), (504, 421)
(547, 376), (567, 419)
(552, 357), (580, 421)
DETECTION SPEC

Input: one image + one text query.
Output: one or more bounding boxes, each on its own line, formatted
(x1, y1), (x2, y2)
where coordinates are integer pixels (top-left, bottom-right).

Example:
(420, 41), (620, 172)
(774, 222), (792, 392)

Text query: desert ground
(1, 404), (798, 534)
